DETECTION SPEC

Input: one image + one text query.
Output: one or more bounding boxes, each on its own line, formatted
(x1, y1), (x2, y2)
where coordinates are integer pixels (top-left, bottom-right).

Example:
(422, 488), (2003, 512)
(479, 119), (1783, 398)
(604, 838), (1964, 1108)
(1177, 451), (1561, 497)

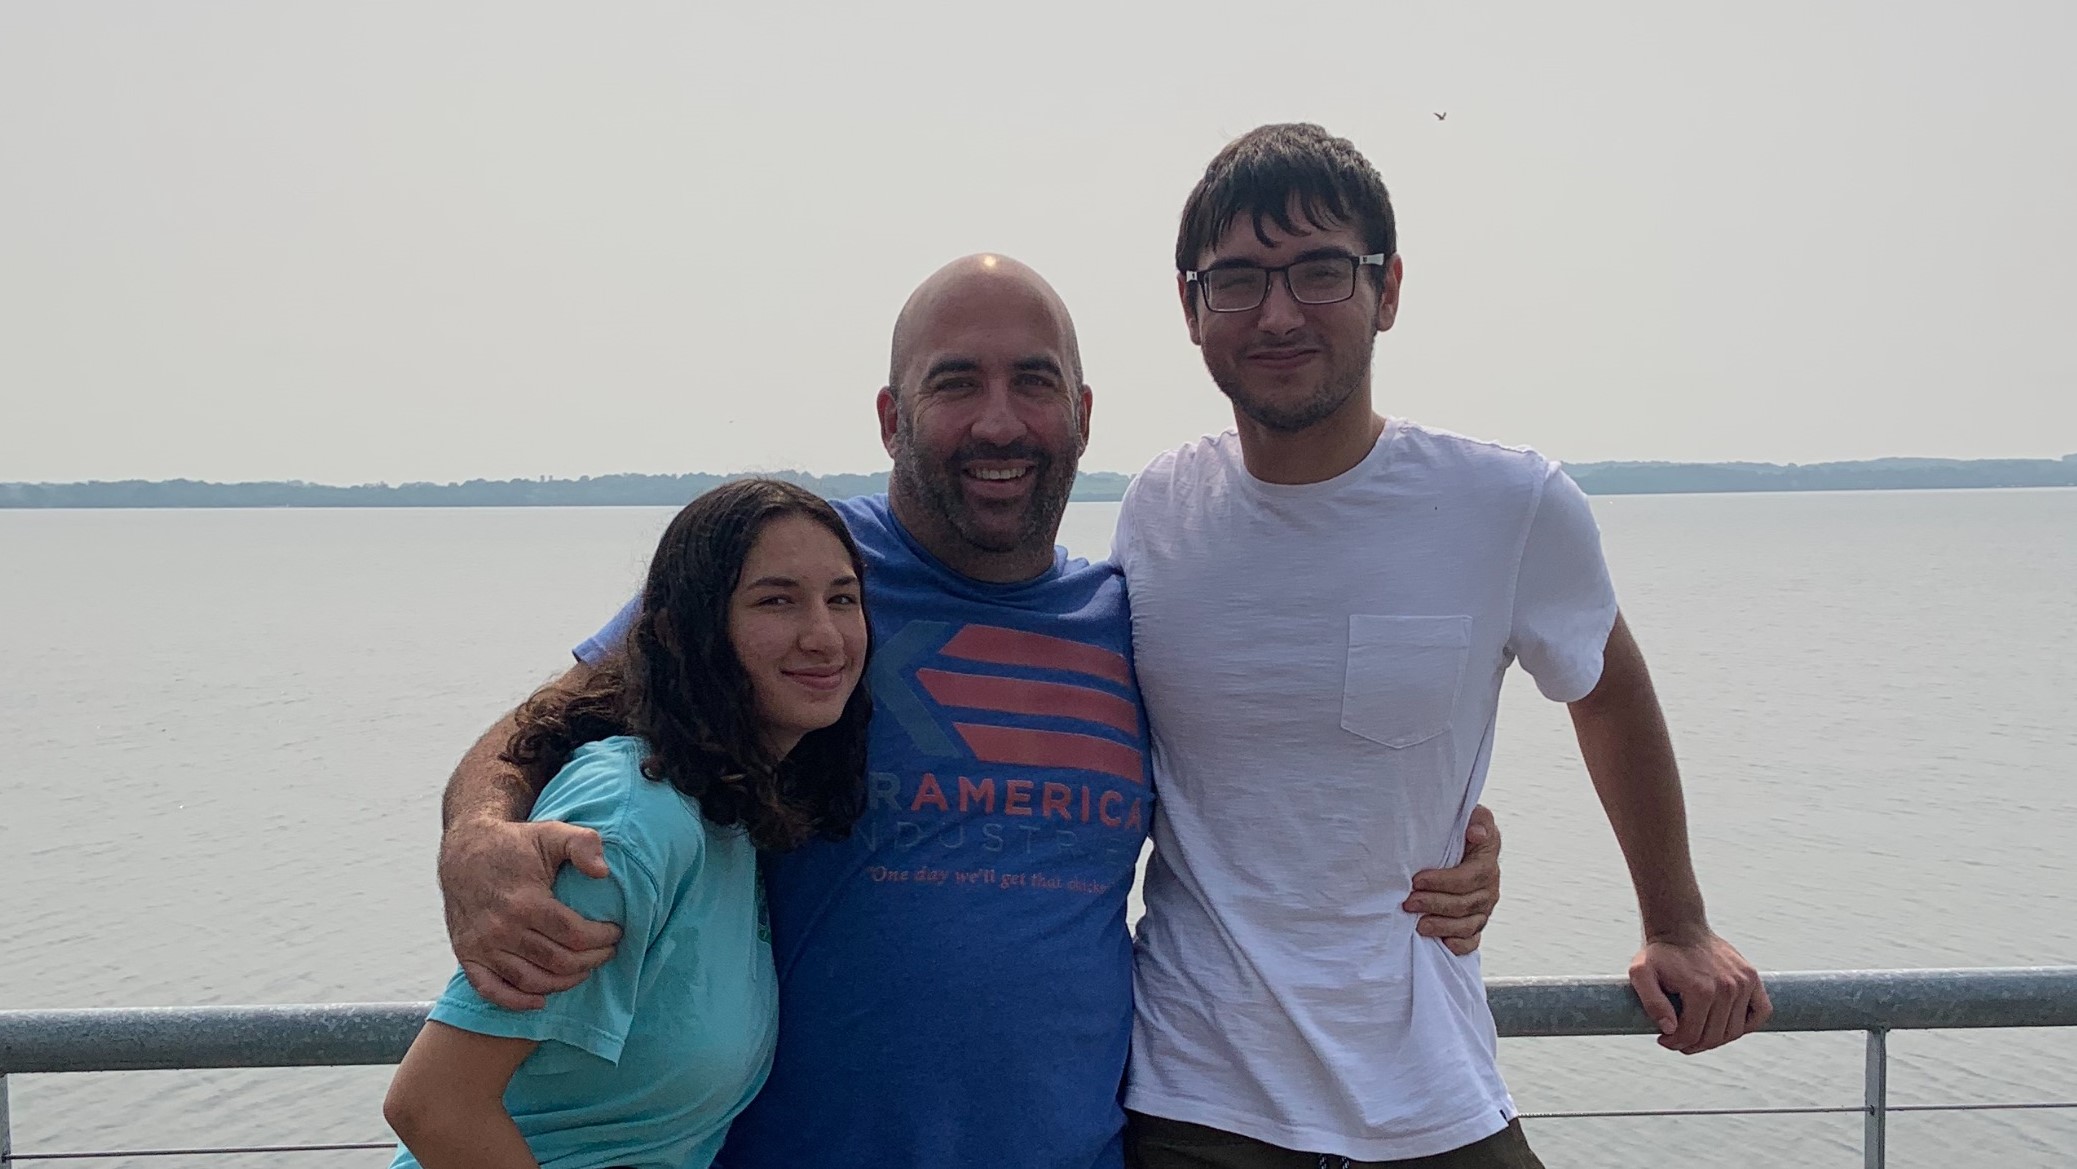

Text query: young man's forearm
(1569, 614), (1712, 941)
(1571, 615), (1767, 1053)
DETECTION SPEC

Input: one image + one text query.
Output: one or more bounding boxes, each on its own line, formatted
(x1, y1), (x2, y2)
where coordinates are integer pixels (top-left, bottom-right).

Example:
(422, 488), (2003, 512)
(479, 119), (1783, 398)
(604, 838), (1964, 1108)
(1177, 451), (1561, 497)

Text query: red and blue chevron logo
(871, 619), (1146, 785)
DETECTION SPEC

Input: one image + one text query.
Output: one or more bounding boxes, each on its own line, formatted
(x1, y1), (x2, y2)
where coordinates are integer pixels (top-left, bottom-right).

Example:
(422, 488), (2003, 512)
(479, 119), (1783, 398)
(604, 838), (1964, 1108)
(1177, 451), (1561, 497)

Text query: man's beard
(892, 427), (1080, 556)
(1209, 342), (1369, 434)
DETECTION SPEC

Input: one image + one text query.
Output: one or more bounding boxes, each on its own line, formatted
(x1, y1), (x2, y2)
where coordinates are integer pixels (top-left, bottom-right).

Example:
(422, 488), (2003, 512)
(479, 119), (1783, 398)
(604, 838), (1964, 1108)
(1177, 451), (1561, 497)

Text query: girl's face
(727, 514), (868, 757)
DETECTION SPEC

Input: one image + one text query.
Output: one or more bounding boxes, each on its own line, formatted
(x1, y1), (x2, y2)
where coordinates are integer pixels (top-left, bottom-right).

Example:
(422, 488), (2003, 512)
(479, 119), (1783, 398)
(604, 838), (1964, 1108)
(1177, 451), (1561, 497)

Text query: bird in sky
(1434, 111), (1448, 121)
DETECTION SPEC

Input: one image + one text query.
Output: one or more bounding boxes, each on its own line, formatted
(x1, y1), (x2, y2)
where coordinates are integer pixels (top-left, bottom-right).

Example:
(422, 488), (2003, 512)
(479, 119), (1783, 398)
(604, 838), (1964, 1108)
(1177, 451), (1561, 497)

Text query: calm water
(3, 490), (2074, 1167)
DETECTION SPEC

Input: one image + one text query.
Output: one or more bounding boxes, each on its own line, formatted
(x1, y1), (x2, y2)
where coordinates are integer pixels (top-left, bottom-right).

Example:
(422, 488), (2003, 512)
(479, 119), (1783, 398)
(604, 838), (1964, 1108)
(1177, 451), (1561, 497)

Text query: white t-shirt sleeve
(1109, 472), (1145, 573)
(1509, 463), (1619, 702)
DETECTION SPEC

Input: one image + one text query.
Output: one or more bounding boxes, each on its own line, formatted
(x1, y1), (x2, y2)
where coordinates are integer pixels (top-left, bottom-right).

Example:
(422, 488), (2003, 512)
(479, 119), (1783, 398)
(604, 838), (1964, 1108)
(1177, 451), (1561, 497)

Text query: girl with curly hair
(385, 477), (871, 1169)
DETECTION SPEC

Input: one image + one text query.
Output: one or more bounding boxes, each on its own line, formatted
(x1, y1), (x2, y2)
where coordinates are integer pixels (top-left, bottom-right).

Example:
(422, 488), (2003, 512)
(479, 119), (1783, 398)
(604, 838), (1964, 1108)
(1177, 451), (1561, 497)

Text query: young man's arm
(437, 660), (623, 1011)
(383, 1023), (541, 1169)
(1570, 612), (1771, 1055)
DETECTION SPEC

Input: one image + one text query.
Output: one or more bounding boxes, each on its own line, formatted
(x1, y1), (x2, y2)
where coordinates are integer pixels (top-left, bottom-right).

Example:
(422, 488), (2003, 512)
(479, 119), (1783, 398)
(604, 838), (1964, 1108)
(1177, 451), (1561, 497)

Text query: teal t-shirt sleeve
(426, 839), (665, 1064)
(425, 739), (678, 1065)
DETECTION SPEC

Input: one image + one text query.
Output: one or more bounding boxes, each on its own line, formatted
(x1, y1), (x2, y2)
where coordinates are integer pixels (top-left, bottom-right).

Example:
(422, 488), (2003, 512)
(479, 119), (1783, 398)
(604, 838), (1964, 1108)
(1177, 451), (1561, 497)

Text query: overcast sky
(3, 2), (2073, 484)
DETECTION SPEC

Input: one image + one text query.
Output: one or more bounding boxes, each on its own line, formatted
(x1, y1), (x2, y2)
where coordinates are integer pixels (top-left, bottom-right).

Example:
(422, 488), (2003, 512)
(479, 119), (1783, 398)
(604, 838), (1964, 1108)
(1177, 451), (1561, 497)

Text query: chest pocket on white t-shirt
(1341, 615), (1472, 749)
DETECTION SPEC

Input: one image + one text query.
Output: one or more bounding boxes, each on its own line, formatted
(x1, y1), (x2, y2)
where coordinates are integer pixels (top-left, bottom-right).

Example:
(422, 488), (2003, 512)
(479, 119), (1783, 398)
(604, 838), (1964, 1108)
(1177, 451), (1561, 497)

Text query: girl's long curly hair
(501, 478), (871, 851)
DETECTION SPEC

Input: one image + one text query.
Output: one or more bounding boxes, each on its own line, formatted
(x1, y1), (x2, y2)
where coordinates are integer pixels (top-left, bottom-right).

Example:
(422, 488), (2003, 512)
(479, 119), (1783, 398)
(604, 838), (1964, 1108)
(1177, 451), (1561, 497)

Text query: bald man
(432, 256), (1501, 1169)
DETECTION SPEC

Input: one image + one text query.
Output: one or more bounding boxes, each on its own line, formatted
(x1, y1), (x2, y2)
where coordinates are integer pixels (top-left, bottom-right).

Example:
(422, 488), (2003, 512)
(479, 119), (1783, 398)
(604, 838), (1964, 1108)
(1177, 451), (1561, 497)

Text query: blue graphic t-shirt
(575, 494), (1148, 1169)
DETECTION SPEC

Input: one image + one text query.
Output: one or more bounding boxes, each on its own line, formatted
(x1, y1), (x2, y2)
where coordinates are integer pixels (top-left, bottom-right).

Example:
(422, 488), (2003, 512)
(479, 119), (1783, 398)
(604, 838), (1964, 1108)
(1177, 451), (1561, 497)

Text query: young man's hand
(1629, 930), (1770, 1054)
(437, 818), (622, 1010)
(1404, 804), (1501, 956)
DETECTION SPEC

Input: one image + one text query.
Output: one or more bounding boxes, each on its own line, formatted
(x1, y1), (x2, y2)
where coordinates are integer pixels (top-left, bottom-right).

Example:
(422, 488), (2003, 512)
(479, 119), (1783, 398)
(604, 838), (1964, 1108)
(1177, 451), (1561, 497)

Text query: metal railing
(3, 967), (2074, 1166)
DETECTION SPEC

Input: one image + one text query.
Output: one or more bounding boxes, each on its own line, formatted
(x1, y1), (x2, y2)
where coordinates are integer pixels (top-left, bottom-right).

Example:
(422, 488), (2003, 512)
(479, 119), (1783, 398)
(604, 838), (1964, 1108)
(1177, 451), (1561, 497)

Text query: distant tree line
(0, 469), (1135, 508)
(2, 458), (2071, 508)
(1564, 455), (2077, 496)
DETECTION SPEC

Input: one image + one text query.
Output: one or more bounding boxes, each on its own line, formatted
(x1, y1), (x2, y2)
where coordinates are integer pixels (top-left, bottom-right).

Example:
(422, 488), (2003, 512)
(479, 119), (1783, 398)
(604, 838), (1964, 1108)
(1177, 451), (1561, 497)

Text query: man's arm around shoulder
(438, 661), (622, 1011)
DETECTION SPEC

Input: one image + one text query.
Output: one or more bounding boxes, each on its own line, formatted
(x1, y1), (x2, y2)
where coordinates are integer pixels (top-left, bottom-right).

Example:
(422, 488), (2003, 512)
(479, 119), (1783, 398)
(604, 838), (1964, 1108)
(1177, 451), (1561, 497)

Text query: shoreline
(3, 482), (2076, 511)
(4, 457), (2075, 508)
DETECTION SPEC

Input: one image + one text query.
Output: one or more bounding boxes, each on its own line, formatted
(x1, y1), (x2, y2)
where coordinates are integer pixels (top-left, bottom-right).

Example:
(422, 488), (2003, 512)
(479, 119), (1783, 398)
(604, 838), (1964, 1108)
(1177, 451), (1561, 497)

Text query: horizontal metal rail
(1491, 965), (2077, 1035)
(10, 967), (2076, 1074)
(6, 1141), (393, 1162)
(2, 967), (2074, 1165)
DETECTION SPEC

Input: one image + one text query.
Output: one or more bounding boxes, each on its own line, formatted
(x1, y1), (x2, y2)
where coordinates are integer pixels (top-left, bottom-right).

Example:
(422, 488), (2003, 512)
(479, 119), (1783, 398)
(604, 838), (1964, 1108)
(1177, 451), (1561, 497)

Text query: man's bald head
(887, 254), (1085, 396)
(875, 253), (1093, 584)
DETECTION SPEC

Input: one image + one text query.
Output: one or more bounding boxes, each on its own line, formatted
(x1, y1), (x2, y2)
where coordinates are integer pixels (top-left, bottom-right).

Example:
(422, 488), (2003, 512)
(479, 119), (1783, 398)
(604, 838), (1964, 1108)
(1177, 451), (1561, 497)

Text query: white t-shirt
(1112, 420), (1619, 1161)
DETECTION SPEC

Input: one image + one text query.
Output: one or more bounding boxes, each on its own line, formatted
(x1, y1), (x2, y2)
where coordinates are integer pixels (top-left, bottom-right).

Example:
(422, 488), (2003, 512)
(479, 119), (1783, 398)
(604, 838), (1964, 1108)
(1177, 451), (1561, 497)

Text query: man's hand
(1629, 930), (1770, 1054)
(1404, 804), (1501, 956)
(437, 818), (623, 1011)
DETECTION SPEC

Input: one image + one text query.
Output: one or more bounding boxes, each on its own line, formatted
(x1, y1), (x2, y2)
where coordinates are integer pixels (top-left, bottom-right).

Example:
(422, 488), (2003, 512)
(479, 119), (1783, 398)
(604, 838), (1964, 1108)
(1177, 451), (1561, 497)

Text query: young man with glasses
(1113, 123), (1770, 1168)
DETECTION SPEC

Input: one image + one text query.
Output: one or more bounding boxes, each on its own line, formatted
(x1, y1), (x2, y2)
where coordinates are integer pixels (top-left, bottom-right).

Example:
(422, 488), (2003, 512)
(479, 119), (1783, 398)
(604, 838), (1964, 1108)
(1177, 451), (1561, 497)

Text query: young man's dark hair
(1173, 122), (1397, 291)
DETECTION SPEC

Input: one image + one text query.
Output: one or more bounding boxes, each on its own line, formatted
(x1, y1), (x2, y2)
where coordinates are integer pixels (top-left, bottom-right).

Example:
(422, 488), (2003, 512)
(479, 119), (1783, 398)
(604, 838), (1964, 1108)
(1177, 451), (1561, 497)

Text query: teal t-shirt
(390, 736), (777, 1169)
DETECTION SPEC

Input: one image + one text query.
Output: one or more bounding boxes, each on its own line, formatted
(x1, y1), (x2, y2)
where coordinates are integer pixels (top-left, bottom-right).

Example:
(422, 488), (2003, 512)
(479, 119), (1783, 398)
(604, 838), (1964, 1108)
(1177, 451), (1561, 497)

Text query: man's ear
(1076, 383), (1094, 453)
(876, 386), (900, 457)
(1375, 254), (1404, 334)
(1178, 275), (1204, 347)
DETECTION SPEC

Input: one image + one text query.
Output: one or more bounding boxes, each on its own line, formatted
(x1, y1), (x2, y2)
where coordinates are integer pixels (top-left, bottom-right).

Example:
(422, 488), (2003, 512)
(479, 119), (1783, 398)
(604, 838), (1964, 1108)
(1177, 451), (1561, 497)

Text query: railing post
(2, 1072), (13, 1165)
(1864, 1027), (1888, 1169)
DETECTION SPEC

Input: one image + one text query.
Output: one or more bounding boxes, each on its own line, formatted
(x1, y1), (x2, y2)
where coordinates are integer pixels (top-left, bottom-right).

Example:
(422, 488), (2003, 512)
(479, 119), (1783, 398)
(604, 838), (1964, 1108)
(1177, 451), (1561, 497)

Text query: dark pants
(1127, 1111), (1546, 1169)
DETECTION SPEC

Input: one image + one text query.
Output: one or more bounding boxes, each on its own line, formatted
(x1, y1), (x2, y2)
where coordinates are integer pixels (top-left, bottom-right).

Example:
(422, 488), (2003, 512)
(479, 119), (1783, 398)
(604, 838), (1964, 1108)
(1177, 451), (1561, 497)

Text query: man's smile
(960, 460), (1038, 501)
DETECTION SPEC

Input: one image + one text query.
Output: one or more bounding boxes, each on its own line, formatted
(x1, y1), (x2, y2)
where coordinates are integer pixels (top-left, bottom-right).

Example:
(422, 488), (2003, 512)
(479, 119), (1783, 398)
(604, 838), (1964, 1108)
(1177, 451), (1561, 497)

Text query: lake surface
(4, 490), (2074, 1167)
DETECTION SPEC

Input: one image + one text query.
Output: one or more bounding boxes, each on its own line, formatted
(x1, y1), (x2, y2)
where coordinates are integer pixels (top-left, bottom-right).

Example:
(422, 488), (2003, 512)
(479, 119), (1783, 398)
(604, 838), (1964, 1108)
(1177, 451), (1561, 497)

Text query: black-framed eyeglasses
(1183, 252), (1389, 313)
